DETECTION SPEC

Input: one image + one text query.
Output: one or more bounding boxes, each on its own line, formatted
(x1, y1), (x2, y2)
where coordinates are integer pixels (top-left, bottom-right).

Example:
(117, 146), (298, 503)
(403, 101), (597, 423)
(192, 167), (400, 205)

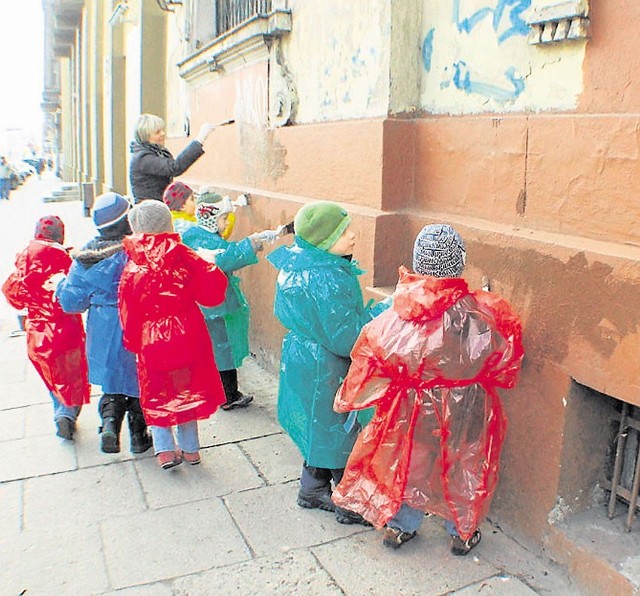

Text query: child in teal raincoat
(182, 189), (278, 410)
(267, 201), (374, 526)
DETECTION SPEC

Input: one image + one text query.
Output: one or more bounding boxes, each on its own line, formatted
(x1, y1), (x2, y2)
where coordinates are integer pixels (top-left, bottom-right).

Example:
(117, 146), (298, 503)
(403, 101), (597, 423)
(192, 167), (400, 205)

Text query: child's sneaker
(181, 451), (201, 465)
(55, 417), (75, 440)
(382, 527), (417, 549)
(221, 393), (254, 411)
(335, 507), (372, 526)
(450, 530), (481, 556)
(157, 451), (182, 469)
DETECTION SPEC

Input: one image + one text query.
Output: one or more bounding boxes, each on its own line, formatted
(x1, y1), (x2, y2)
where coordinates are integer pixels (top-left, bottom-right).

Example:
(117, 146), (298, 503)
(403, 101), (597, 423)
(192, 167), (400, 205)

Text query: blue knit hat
(93, 192), (131, 230)
(413, 224), (466, 278)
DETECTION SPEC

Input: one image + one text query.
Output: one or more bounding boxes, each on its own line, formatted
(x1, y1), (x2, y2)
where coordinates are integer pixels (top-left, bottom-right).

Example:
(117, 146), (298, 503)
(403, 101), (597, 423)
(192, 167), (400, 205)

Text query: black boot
(127, 398), (152, 454)
(220, 369), (254, 410)
(298, 463), (335, 512)
(98, 394), (127, 453)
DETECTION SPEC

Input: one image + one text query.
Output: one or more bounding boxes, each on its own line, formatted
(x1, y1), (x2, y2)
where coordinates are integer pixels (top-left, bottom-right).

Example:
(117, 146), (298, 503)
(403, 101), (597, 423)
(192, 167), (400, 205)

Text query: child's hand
(255, 230), (278, 245)
(196, 123), (216, 144)
(42, 272), (66, 292)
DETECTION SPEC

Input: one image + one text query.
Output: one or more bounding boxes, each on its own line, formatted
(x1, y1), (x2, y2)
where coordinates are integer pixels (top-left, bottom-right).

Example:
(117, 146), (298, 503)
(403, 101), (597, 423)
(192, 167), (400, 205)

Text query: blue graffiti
(453, 0), (531, 43)
(421, 28), (435, 72)
(452, 61), (525, 102)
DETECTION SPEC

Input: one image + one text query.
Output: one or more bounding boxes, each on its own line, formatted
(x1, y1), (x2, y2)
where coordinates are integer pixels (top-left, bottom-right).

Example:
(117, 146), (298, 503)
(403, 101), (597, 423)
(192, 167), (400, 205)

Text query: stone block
(171, 550), (342, 594)
(455, 575), (538, 595)
(199, 403), (282, 448)
(0, 525), (109, 595)
(225, 483), (369, 557)
(239, 432), (300, 485)
(24, 462), (146, 531)
(135, 443), (263, 509)
(0, 406), (25, 441)
(1, 435), (76, 481)
(0, 480), (22, 535)
(101, 499), (251, 589)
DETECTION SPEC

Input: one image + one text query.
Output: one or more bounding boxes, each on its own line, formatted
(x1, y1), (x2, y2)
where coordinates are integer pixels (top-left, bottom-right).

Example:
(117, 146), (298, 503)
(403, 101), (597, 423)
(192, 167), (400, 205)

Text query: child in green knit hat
(267, 200), (374, 526)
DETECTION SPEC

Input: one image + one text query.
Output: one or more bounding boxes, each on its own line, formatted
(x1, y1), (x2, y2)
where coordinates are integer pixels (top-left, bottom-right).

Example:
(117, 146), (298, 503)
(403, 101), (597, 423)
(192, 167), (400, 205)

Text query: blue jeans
(387, 504), (459, 536)
(50, 391), (80, 422)
(150, 421), (199, 454)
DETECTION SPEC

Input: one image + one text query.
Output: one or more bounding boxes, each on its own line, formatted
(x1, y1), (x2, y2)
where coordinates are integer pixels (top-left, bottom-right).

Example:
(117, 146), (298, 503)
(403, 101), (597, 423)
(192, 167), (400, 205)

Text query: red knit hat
(34, 215), (65, 244)
(162, 181), (193, 211)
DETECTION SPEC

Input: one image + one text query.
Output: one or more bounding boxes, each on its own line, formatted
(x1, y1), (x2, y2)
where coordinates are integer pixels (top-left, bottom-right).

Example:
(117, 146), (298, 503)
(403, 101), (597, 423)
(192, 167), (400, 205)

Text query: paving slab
(452, 574), (538, 595)
(0, 479), (22, 535)
(171, 549), (343, 595)
(239, 432), (301, 485)
(100, 499), (252, 589)
(102, 584), (173, 596)
(0, 524), (109, 595)
(480, 520), (576, 594)
(135, 442), (263, 509)
(199, 402), (282, 447)
(312, 517), (497, 596)
(226, 482), (371, 557)
(0, 405), (25, 441)
(1, 433), (77, 481)
(24, 462), (146, 531)
(0, 377), (50, 410)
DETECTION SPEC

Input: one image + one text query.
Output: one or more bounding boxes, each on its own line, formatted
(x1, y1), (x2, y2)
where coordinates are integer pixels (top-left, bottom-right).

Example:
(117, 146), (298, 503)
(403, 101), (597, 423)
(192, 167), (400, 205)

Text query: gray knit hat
(413, 224), (466, 278)
(128, 200), (173, 234)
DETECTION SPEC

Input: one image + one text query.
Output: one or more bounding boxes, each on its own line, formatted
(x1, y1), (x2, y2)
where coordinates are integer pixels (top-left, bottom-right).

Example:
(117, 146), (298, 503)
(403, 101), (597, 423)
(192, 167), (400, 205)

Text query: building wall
(48, 0), (640, 558)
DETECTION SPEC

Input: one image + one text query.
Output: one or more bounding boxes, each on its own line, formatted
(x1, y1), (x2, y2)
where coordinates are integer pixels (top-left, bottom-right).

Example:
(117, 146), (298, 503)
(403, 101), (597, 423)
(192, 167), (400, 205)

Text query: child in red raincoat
(118, 200), (228, 469)
(332, 224), (524, 555)
(2, 215), (90, 440)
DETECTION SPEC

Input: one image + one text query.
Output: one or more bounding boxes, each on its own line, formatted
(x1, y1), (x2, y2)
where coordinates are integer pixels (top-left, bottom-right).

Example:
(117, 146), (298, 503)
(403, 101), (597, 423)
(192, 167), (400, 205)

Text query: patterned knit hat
(294, 201), (351, 251)
(128, 200), (173, 234)
(35, 215), (65, 244)
(93, 192), (130, 230)
(195, 190), (233, 234)
(413, 224), (466, 278)
(162, 181), (193, 211)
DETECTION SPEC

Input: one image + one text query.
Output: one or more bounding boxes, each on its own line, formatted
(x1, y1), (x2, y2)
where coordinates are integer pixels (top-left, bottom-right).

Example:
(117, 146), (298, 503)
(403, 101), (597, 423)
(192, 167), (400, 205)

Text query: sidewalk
(0, 176), (577, 595)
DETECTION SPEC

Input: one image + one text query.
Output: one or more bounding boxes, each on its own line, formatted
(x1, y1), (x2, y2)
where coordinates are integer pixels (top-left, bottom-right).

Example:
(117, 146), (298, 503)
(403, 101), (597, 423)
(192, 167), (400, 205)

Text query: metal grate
(216, 0), (273, 36)
(607, 402), (640, 531)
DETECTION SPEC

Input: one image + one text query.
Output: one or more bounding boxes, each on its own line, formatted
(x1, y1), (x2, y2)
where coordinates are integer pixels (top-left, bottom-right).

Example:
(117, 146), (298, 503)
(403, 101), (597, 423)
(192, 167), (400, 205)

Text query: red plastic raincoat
(332, 267), (524, 540)
(118, 233), (228, 427)
(2, 240), (90, 407)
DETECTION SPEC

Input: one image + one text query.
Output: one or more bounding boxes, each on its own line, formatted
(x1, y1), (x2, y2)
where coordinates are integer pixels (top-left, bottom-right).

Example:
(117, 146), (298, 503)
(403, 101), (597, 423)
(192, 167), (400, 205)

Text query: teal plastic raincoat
(267, 237), (373, 469)
(181, 225), (257, 371)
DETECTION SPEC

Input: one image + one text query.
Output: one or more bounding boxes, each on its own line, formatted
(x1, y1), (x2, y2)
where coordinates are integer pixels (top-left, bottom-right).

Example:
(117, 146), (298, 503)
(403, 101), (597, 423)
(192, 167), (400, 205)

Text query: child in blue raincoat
(182, 189), (279, 410)
(267, 200), (374, 526)
(56, 193), (152, 455)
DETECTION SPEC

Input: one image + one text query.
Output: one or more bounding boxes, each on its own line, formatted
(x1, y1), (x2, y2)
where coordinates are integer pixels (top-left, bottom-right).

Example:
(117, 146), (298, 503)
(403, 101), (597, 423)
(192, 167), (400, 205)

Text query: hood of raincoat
(268, 236), (365, 276)
(72, 238), (125, 268)
(122, 232), (184, 271)
(392, 266), (470, 323)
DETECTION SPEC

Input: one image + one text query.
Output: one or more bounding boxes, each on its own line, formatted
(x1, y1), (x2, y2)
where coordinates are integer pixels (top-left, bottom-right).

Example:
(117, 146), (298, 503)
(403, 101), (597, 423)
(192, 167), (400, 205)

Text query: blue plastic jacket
(181, 225), (257, 371)
(267, 237), (373, 469)
(56, 241), (139, 396)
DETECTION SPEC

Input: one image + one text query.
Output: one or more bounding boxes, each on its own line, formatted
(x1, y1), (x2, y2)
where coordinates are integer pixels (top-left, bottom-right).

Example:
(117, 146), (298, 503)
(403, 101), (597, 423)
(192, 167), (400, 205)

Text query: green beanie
(294, 201), (351, 251)
(196, 187), (223, 205)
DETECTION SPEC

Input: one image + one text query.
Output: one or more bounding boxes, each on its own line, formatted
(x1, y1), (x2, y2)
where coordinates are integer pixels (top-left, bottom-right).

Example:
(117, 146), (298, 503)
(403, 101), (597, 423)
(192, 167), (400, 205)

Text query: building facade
(43, 1), (640, 590)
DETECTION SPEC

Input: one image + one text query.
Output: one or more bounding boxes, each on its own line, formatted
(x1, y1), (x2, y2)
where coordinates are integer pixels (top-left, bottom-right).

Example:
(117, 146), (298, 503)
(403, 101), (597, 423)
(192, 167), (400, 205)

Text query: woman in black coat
(129, 114), (215, 202)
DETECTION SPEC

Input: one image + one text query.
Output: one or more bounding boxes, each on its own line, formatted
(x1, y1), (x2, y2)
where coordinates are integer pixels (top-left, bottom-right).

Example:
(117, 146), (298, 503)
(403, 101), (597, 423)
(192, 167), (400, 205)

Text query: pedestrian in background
(119, 201), (228, 469)
(129, 113), (217, 202)
(2, 215), (90, 440)
(332, 224), (524, 554)
(267, 201), (374, 525)
(182, 189), (282, 411)
(56, 193), (152, 455)
(0, 156), (12, 200)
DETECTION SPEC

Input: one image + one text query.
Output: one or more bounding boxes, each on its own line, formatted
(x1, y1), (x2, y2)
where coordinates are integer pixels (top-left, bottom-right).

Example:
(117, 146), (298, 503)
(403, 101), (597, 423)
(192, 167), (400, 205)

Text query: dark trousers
(299, 461), (344, 493)
(220, 369), (240, 402)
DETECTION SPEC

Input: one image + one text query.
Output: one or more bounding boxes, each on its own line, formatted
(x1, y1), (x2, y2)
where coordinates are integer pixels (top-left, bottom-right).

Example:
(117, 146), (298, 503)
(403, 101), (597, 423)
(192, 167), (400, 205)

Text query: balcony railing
(216, 0), (273, 36)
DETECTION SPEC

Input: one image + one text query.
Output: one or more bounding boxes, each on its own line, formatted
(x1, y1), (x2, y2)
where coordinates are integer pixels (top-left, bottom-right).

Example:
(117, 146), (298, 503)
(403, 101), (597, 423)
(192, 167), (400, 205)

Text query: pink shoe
(157, 451), (182, 469)
(181, 451), (201, 465)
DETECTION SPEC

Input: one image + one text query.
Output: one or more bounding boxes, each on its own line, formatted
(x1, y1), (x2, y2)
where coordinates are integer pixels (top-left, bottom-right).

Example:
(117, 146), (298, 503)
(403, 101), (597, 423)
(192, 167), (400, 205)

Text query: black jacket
(129, 140), (204, 202)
